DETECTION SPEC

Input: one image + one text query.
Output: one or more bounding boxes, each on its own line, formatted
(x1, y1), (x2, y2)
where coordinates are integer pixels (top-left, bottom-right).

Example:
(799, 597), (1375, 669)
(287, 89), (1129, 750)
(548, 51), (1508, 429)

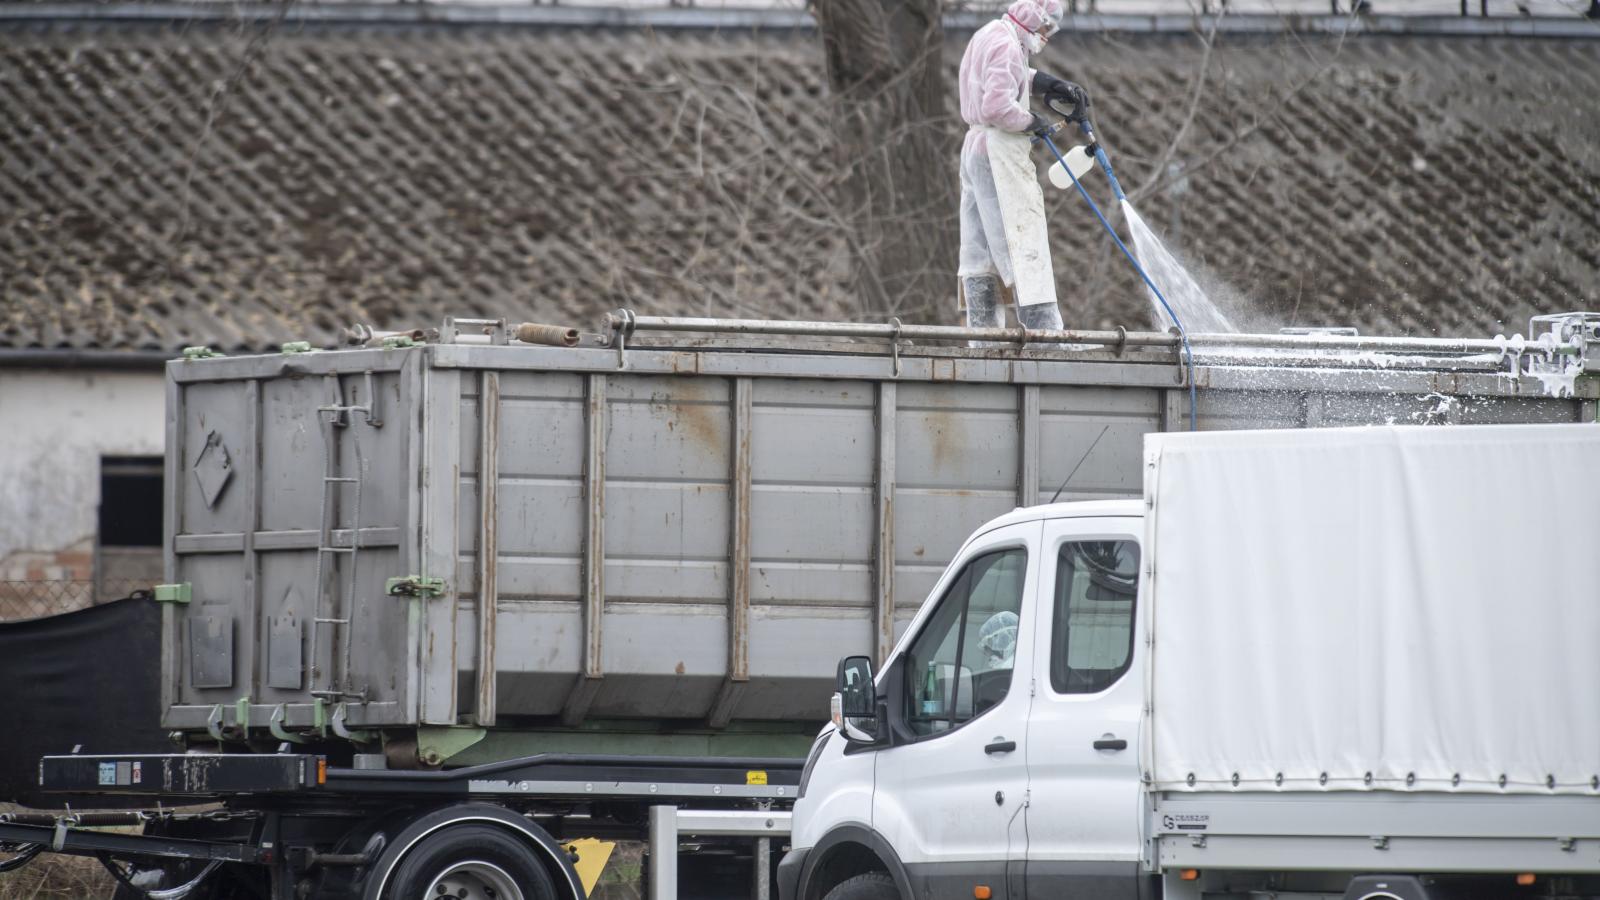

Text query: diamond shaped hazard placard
(193, 430), (234, 509)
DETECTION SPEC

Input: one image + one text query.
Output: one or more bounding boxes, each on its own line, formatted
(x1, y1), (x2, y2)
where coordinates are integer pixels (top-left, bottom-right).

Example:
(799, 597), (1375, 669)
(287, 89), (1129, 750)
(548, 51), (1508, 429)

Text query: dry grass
(1, 805), (127, 900)
(0, 853), (116, 900)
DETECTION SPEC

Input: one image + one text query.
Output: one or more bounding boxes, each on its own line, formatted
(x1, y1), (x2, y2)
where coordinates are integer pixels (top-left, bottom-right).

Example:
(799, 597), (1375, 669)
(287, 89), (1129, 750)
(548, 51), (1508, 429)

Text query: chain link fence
(0, 580), (154, 623)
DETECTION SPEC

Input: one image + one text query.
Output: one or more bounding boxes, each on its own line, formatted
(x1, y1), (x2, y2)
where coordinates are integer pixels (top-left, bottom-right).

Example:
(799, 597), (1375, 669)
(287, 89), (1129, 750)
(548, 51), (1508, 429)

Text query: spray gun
(1032, 88), (1198, 430)
(1040, 90), (1128, 202)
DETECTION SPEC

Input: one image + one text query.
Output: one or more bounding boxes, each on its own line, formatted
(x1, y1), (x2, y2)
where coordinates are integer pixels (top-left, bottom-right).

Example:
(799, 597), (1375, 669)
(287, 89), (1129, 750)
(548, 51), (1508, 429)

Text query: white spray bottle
(1046, 144), (1097, 191)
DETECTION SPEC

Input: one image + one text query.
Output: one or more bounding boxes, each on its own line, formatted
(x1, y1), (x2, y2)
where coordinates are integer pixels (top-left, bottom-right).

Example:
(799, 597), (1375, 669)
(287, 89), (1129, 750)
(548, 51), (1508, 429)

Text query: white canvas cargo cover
(1143, 424), (1600, 795)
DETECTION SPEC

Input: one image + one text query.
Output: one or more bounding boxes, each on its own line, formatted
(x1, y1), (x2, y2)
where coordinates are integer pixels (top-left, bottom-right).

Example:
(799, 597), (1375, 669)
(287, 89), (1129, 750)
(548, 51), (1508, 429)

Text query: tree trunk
(811, 0), (958, 323)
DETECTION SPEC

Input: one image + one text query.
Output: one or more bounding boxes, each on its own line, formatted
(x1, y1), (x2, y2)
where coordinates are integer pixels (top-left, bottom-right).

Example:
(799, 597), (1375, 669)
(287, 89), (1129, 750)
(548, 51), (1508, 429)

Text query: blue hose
(1038, 127), (1197, 431)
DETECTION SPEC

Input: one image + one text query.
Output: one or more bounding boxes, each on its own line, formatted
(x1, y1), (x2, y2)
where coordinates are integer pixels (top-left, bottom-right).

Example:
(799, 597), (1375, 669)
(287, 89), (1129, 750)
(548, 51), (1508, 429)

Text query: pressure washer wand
(1076, 118), (1127, 204)
(1045, 92), (1128, 203)
(1035, 128), (1197, 430)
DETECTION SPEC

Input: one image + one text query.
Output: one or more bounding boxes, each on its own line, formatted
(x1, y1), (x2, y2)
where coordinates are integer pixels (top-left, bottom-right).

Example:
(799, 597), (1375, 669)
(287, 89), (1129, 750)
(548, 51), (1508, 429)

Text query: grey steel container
(159, 319), (1597, 744)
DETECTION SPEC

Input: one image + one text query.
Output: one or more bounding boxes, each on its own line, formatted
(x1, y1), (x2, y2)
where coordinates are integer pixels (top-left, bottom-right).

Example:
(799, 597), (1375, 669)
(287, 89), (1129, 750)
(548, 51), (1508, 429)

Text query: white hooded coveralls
(957, 2), (1061, 313)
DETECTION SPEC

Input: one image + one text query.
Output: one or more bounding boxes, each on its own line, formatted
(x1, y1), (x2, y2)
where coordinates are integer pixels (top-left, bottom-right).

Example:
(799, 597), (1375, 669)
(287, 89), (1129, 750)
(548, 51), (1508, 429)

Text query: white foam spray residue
(1494, 332), (1581, 399)
(1122, 199), (1235, 334)
(1531, 369), (1579, 399)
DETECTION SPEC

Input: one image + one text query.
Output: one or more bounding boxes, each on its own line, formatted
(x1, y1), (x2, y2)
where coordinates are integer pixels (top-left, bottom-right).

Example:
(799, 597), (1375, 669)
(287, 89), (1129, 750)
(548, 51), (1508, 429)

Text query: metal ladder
(309, 371), (382, 701)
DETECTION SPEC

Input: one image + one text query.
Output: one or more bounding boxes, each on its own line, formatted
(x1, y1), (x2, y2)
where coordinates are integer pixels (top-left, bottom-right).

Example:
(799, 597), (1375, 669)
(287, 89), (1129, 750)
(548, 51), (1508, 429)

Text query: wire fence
(0, 580), (154, 623)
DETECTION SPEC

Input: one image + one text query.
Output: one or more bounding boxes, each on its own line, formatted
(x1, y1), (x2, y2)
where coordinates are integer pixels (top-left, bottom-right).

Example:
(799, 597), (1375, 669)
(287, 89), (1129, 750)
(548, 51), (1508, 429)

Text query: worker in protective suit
(978, 610), (1019, 672)
(957, 0), (1085, 341)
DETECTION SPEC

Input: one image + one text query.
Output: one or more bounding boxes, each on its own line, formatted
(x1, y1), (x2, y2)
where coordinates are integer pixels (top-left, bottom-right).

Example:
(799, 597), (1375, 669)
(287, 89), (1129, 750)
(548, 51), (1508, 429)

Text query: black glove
(1028, 113), (1055, 138)
(1032, 71), (1088, 110)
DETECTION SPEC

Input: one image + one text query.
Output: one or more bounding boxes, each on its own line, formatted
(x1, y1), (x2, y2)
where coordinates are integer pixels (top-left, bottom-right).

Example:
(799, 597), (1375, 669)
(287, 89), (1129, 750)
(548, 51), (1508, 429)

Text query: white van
(780, 424), (1600, 900)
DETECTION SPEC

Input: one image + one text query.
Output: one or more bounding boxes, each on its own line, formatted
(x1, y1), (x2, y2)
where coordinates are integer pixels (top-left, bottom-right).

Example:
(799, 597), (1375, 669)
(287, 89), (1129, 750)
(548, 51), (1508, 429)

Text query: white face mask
(1006, 13), (1048, 54)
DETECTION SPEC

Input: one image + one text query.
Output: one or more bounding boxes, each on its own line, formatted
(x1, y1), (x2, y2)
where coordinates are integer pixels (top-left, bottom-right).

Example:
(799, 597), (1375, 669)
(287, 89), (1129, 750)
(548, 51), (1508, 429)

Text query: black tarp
(0, 596), (169, 808)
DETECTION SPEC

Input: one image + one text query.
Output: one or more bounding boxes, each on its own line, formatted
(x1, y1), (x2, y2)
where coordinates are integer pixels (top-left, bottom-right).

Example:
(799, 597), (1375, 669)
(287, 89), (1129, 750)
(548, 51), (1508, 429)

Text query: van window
(903, 548), (1027, 737)
(1050, 540), (1140, 695)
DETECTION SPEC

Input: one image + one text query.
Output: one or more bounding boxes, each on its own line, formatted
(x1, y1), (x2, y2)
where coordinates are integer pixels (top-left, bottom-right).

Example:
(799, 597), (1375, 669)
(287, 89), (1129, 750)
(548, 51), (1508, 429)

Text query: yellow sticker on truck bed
(563, 838), (615, 896)
(746, 770), (768, 785)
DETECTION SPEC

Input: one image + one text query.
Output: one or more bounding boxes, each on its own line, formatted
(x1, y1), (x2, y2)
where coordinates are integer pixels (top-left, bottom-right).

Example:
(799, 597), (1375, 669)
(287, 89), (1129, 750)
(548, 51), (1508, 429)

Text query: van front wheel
(822, 871), (899, 900)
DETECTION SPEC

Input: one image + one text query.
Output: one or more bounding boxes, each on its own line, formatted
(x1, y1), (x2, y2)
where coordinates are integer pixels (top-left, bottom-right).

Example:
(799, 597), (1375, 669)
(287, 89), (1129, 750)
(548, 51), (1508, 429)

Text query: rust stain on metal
(926, 408), (963, 473)
(584, 375), (607, 679)
(876, 492), (895, 664)
(675, 398), (725, 456)
(730, 385), (752, 682)
(476, 371), (500, 726)
(669, 352), (702, 375)
(875, 382), (897, 667)
(514, 322), (581, 347)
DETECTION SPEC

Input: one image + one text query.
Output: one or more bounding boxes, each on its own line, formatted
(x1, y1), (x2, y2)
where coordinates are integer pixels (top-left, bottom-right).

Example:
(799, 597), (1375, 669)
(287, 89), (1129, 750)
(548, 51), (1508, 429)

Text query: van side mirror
(832, 655), (879, 744)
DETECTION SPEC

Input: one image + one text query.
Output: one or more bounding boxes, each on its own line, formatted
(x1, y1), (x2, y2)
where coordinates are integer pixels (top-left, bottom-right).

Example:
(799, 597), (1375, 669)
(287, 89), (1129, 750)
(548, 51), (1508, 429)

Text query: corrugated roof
(2, 18), (1597, 352)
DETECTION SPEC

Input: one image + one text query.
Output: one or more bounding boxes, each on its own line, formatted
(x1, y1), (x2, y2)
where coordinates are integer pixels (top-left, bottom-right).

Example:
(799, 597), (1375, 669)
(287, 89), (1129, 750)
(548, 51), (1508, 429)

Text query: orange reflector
(1516, 874), (1536, 886)
(317, 758), (327, 785)
(973, 887), (991, 900)
(1180, 869), (1200, 882)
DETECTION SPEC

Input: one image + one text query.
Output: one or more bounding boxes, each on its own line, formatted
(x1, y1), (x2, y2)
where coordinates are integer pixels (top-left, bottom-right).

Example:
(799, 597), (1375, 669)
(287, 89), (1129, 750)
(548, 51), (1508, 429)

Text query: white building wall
(0, 369), (165, 583)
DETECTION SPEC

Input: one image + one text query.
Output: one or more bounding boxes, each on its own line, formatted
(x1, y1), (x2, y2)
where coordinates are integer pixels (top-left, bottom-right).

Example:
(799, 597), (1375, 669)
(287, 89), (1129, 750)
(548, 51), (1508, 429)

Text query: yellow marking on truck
(564, 838), (615, 896)
(746, 770), (768, 785)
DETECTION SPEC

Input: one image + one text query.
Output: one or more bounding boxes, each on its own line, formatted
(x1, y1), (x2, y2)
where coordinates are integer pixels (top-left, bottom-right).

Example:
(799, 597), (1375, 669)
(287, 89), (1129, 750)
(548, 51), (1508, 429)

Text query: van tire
(823, 870), (900, 900)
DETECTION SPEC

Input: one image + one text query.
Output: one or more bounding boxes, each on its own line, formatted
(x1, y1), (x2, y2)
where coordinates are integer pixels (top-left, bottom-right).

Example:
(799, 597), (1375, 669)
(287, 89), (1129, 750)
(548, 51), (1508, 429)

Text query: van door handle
(1093, 738), (1128, 751)
(985, 739), (1017, 755)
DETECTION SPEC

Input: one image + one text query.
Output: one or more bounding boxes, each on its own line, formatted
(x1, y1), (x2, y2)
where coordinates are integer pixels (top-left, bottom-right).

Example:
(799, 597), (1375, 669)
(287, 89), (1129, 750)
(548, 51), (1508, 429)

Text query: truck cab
(782, 499), (1148, 900)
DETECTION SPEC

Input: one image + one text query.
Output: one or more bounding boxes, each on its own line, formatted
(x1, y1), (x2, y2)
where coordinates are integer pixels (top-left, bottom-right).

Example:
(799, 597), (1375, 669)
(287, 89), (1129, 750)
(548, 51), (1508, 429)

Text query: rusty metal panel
(1019, 385), (1040, 509)
(891, 382), (1020, 634)
(561, 373), (609, 726)
(708, 378), (754, 728)
(240, 381), (262, 700)
(874, 382), (896, 666)
(160, 368), (182, 724)
(418, 366), (462, 726)
(1036, 385), (1160, 502)
(259, 377), (327, 532)
(163, 334), (1600, 738)
(475, 371), (500, 727)
(163, 364), (416, 732)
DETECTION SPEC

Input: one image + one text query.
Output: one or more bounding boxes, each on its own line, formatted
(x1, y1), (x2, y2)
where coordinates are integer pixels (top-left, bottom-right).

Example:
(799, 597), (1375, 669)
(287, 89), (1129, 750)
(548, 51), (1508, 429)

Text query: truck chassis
(0, 752), (798, 900)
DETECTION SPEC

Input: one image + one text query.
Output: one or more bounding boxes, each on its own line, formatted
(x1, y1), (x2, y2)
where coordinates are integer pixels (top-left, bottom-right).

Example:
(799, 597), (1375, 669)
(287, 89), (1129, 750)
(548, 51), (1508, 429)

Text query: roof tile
(1, 22), (1597, 352)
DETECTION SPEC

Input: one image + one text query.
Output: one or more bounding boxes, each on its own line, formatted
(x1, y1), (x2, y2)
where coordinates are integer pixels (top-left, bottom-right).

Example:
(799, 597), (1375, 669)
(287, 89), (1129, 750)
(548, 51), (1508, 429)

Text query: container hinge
(269, 704), (307, 744)
(1190, 834), (1206, 849)
(1560, 838), (1578, 853)
(153, 583), (192, 604)
(386, 575), (446, 599)
(181, 346), (225, 360)
(331, 703), (378, 744)
(1371, 835), (1390, 851)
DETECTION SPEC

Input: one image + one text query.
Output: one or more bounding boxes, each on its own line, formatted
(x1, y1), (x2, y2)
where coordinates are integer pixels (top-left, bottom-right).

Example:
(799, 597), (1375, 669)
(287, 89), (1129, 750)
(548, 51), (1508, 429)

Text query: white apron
(983, 125), (1057, 309)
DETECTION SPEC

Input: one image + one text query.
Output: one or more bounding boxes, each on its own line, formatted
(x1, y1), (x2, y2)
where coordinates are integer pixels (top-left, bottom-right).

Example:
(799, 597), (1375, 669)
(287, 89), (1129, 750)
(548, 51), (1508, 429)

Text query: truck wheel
(385, 824), (558, 900)
(822, 871), (899, 900)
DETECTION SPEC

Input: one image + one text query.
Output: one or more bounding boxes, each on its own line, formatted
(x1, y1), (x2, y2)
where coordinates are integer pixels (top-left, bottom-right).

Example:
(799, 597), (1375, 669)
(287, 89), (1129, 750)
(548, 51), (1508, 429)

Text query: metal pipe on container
(1190, 352), (1509, 373)
(607, 313), (1180, 350)
(1187, 332), (1583, 356)
(606, 312), (1585, 360)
